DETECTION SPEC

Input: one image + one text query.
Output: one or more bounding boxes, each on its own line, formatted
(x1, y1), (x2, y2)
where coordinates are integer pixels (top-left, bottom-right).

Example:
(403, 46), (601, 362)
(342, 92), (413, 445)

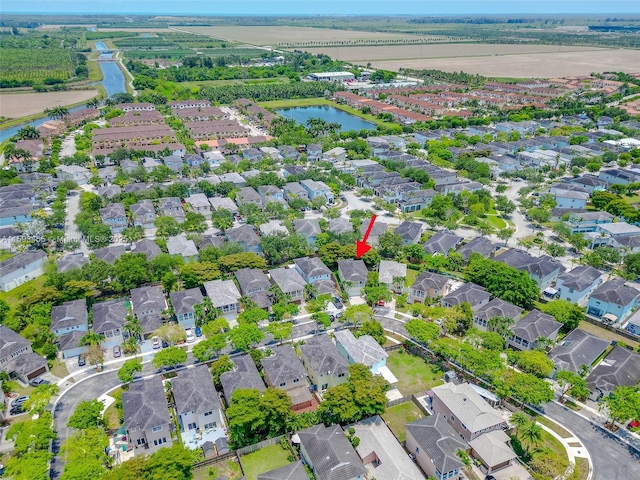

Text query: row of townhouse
(334, 91), (432, 124)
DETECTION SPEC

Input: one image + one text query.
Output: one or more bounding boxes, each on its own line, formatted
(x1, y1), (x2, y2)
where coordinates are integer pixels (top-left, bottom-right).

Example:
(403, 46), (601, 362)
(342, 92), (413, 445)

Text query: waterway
(0, 41), (127, 142)
(276, 106), (376, 132)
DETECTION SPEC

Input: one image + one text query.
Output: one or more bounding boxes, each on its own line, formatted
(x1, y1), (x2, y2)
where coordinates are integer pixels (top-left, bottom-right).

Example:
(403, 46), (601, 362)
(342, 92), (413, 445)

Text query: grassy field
(578, 321), (639, 349)
(386, 349), (444, 396)
(405, 268), (419, 288)
(240, 443), (292, 480)
(194, 458), (243, 480)
(382, 402), (425, 442)
(0, 90), (99, 119)
(485, 214), (507, 230)
(0, 276), (47, 308)
(50, 359), (70, 379)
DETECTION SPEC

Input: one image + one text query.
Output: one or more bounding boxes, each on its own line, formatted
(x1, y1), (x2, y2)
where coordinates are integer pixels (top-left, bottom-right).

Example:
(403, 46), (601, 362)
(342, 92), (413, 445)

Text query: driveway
(64, 191), (90, 255)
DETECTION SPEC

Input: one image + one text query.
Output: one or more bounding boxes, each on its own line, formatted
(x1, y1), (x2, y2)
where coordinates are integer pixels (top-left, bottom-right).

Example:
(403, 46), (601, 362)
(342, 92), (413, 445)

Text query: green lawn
(382, 402), (425, 442)
(194, 458), (243, 480)
(386, 349), (443, 396)
(50, 358), (70, 379)
(485, 214), (507, 229)
(0, 275), (47, 308)
(241, 443), (292, 480)
(405, 268), (419, 288)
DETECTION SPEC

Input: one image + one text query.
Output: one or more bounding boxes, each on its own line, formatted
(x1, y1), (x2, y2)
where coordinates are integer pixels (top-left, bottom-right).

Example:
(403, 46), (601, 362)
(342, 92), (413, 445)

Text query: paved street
(64, 190), (90, 255)
(543, 401), (640, 480)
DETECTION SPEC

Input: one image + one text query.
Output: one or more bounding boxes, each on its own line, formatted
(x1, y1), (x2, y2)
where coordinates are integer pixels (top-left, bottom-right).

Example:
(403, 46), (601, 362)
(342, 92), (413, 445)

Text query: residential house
(220, 354), (266, 404)
(307, 144), (322, 161)
(260, 220), (288, 237)
(322, 147), (347, 163)
(209, 196), (238, 214)
(553, 189), (589, 209)
(57, 253), (89, 273)
(97, 185), (122, 199)
(100, 203), (127, 234)
(170, 288), (203, 329)
(131, 285), (167, 338)
(587, 278), (640, 323)
(468, 430), (518, 477)
(472, 298), (523, 332)
(184, 153), (204, 168)
(409, 271), (452, 304)
(123, 377), (173, 455)
(0, 250), (47, 292)
(262, 345), (314, 410)
(131, 239), (162, 260)
(163, 154), (184, 173)
(234, 268), (272, 309)
(300, 179), (334, 204)
(185, 193), (212, 215)
(299, 335), (349, 392)
(172, 367), (224, 446)
(284, 182), (310, 203)
(333, 329), (397, 385)
(423, 231), (463, 257)
(92, 298), (128, 349)
(293, 219), (321, 246)
(394, 221), (423, 245)
(226, 225), (262, 253)
(55, 165), (92, 185)
(269, 267), (307, 303)
(548, 329), (610, 375)
(359, 221), (388, 246)
(157, 197), (186, 223)
(378, 260), (407, 294)
(242, 148), (264, 163)
(507, 309), (562, 351)
(167, 234), (199, 261)
(294, 257), (332, 285)
(278, 145), (300, 160)
(235, 187), (263, 209)
(405, 414), (467, 480)
(555, 266), (602, 306)
(93, 245), (125, 264)
(456, 236), (497, 260)
(298, 424), (366, 480)
(142, 157), (162, 172)
(349, 415), (426, 480)
(441, 283), (491, 311)
(586, 346), (640, 400)
(130, 200), (156, 229)
(495, 249), (566, 290)
(257, 462), (308, 480)
(328, 217), (353, 235)
(50, 299), (88, 341)
(203, 280), (241, 320)
(218, 172), (246, 187)
(430, 382), (508, 441)
(0, 325), (49, 383)
(257, 185), (284, 204)
(337, 259), (368, 296)
(120, 159), (139, 174)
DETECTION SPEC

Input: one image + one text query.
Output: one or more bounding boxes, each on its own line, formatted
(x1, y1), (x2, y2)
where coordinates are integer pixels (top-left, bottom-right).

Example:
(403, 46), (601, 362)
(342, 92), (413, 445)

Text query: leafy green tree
(354, 319), (386, 345)
(86, 223), (111, 249)
(179, 262), (221, 288)
(493, 369), (554, 407)
(193, 334), (226, 362)
(514, 350), (555, 378)
(377, 232), (403, 258)
(67, 400), (106, 430)
(6, 412), (55, 454)
(311, 311), (331, 332)
(238, 307), (269, 324)
(154, 216), (182, 237)
(118, 358), (143, 384)
(545, 243), (566, 258)
(266, 322), (293, 345)
(519, 421), (544, 453)
(343, 304), (374, 326)
(113, 253), (150, 291)
(406, 319), (440, 344)
(217, 252), (267, 273)
(229, 323), (264, 352)
(528, 208), (550, 224)
(22, 384), (59, 414)
(541, 300), (584, 330)
(600, 385), (640, 424)
(557, 370), (590, 402)
(624, 252), (640, 276)
(510, 411), (530, 436)
(152, 346), (187, 370)
(153, 323), (186, 345)
(209, 354), (235, 389)
(211, 208), (234, 231)
(4, 450), (51, 480)
(144, 444), (195, 480)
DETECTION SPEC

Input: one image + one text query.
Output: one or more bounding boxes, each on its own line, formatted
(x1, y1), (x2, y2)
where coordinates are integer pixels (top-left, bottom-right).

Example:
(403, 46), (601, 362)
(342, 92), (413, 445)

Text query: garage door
(27, 366), (47, 380)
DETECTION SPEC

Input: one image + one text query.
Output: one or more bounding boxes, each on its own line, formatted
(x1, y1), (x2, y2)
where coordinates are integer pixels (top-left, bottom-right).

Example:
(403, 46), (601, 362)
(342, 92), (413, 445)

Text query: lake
(276, 106), (376, 132)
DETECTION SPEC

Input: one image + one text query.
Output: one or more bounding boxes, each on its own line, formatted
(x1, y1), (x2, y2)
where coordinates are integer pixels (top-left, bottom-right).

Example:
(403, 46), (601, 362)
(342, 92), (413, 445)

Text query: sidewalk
(537, 423), (592, 480)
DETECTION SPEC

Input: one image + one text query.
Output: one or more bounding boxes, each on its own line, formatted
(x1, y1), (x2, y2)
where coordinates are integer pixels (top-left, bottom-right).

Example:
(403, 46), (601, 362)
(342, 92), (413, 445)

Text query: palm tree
(124, 315), (142, 341)
(80, 331), (104, 347)
(16, 126), (40, 140)
(304, 283), (319, 301)
(510, 411), (529, 436)
(44, 106), (69, 120)
(519, 421), (543, 453)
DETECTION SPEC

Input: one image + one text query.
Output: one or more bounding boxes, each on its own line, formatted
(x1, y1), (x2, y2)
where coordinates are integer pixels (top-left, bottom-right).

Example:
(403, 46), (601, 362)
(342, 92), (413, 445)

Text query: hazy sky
(3, 1), (640, 15)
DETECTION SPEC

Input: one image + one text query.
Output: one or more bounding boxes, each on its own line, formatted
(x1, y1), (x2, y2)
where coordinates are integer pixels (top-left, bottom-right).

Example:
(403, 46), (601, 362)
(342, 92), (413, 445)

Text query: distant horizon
(2, 1), (640, 16)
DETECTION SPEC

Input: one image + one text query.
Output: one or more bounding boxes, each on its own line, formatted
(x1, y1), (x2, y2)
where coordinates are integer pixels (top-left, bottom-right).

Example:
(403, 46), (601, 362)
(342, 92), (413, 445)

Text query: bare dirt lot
(177, 26), (428, 45)
(0, 90), (99, 119)
(368, 48), (640, 78)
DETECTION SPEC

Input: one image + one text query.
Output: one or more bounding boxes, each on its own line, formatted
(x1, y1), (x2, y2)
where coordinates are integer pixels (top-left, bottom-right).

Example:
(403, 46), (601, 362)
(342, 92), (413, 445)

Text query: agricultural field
(0, 90), (99, 119)
(0, 47), (76, 86)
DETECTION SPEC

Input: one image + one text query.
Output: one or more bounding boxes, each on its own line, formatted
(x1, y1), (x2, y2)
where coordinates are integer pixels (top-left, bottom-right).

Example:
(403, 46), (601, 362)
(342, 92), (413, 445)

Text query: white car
(185, 329), (195, 343)
(152, 337), (161, 349)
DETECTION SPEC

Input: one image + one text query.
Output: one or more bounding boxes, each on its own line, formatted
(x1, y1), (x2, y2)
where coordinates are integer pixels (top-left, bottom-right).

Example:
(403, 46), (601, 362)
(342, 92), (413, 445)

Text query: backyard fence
(193, 450), (238, 469)
(582, 316), (640, 344)
(235, 434), (285, 455)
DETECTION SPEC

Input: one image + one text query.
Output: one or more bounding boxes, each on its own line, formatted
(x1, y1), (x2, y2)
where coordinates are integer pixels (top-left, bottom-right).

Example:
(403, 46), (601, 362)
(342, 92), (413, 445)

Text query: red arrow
(356, 214), (377, 258)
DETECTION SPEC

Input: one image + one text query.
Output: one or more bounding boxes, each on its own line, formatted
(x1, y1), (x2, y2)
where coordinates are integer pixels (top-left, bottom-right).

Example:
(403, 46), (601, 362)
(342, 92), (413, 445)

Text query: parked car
(161, 340), (169, 349)
(332, 297), (344, 309)
(152, 337), (161, 349)
(113, 346), (122, 358)
(378, 300), (385, 307)
(10, 405), (23, 415)
(186, 328), (195, 343)
(195, 327), (202, 337)
(29, 377), (50, 387)
(12, 396), (29, 406)
(627, 419), (639, 429)
(78, 356), (86, 367)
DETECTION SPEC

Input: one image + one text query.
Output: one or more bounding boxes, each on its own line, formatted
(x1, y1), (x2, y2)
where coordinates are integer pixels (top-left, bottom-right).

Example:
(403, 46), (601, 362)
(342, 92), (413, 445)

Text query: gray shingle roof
(359, 220), (388, 238)
(557, 265), (602, 292)
(226, 225), (261, 247)
(328, 217), (353, 234)
(167, 234), (198, 257)
(378, 260), (407, 284)
(99, 202), (126, 220)
(132, 239), (162, 260)
(55, 330), (85, 352)
(590, 278), (640, 307)
(172, 366), (220, 416)
(92, 298), (128, 334)
(411, 271), (450, 293)
(442, 282), (491, 309)
(0, 250), (47, 274)
(456, 236), (496, 260)
(93, 245), (126, 264)
(257, 461), (308, 480)
(299, 335), (349, 378)
(406, 413), (466, 475)
(423, 230), (463, 255)
(298, 424), (366, 480)
(337, 259), (368, 283)
(548, 329), (610, 374)
(170, 288), (203, 316)
(234, 268), (270, 295)
(473, 298), (523, 322)
(203, 280), (241, 308)
(432, 382), (506, 433)
(131, 285), (165, 318)
(269, 267), (306, 293)
(294, 219), (321, 237)
(587, 346), (640, 397)
(51, 299), (88, 331)
(394, 221), (423, 244)
(57, 253), (89, 273)
(495, 248), (566, 279)
(468, 430), (517, 468)
(122, 376), (171, 432)
(130, 199), (155, 218)
(3, 351), (48, 376)
(262, 344), (307, 388)
(511, 309), (562, 343)
(294, 257), (331, 280)
(0, 325), (31, 359)
(220, 354), (266, 402)
(333, 329), (387, 368)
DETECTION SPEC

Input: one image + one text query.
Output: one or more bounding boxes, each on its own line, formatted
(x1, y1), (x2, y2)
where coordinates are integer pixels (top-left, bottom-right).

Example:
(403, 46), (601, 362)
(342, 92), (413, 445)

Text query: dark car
(161, 340), (169, 349)
(195, 327), (202, 337)
(10, 405), (23, 415)
(29, 377), (50, 387)
(78, 356), (86, 367)
(332, 297), (344, 309)
(12, 396), (29, 406)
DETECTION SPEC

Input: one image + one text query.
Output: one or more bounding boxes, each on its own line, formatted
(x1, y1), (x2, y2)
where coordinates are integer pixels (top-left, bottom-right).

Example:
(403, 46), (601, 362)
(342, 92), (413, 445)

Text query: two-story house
(163, 154), (184, 173)
(300, 179), (334, 204)
(284, 182), (310, 204)
(587, 278), (640, 323)
(203, 280), (241, 321)
(226, 225), (262, 254)
(269, 267), (307, 303)
(257, 185), (284, 205)
(423, 230), (463, 257)
(167, 234), (199, 261)
(441, 282), (491, 311)
(359, 221), (388, 247)
(409, 271), (452, 304)
(306, 144), (322, 161)
(185, 193), (212, 215)
(220, 354), (266, 405)
(293, 219), (321, 246)
(130, 285), (166, 339)
(337, 259), (368, 297)
(394, 221), (423, 245)
(548, 329), (610, 375)
(170, 288), (203, 330)
(472, 298), (523, 332)
(299, 335), (349, 392)
(298, 424), (365, 480)
(99, 203), (128, 234)
(130, 200), (156, 229)
(0, 250), (47, 292)
(123, 376), (173, 455)
(406, 413), (467, 480)
(507, 309), (562, 351)
(294, 257), (332, 284)
(555, 265), (602, 306)
(333, 329), (397, 385)
(92, 298), (128, 349)
(50, 299), (88, 360)
(378, 260), (407, 294)
(172, 367), (225, 447)
(0, 325), (49, 383)
(234, 268), (272, 310)
(157, 197), (186, 224)
(261, 345), (313, 411)
(132, 238), (162, 261)
(235, 187), (264, 209)
(495, 249), (566, 290)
